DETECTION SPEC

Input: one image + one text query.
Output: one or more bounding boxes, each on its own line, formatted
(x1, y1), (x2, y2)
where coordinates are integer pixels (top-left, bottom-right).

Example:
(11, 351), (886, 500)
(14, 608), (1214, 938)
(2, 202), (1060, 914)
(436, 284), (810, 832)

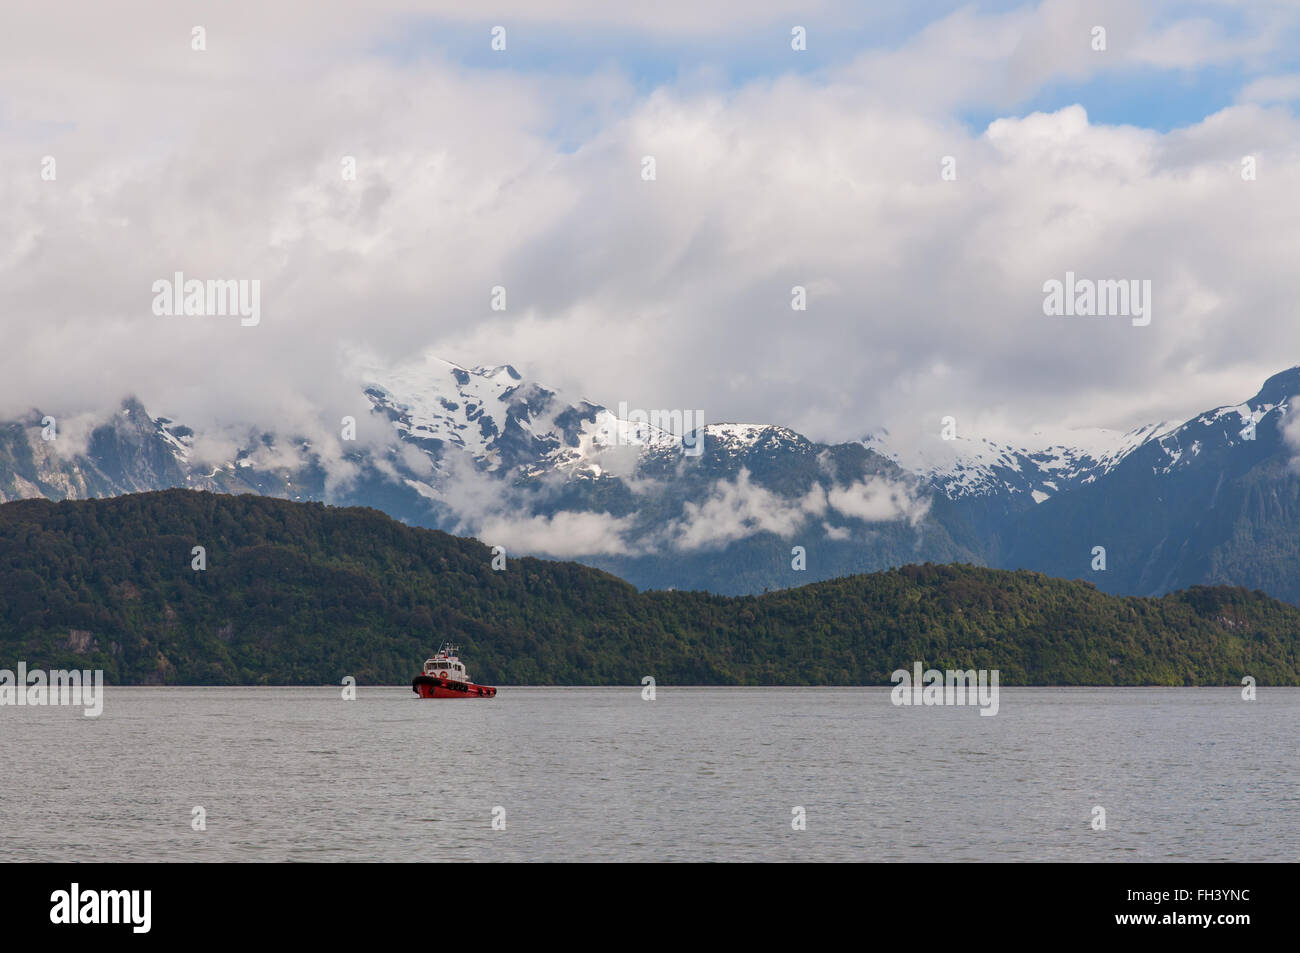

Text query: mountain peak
(1250, 364), (1300, 406)
(473, 364), (522, 382)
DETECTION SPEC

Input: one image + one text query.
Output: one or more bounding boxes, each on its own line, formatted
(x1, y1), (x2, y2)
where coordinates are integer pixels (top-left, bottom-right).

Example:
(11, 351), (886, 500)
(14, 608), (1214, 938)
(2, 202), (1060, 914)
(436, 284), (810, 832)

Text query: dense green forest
(1, 490), (1297, 685)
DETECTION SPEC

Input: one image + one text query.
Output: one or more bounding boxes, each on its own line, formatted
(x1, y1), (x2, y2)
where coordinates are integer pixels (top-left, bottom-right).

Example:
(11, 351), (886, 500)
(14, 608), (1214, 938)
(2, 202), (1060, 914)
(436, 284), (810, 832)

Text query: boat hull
(412, 674), (497, 699)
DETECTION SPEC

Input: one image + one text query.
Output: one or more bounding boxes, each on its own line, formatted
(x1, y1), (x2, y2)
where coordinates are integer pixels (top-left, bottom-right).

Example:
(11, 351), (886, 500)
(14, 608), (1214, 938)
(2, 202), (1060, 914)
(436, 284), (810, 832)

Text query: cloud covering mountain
(4, 1), (1300, 461)
(4, 358), (1300, 602)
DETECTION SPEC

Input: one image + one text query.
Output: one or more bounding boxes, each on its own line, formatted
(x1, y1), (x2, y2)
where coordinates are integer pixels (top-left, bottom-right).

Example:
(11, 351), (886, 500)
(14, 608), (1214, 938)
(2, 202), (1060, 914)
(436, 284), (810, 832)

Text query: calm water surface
(2, 687), (1296, 861)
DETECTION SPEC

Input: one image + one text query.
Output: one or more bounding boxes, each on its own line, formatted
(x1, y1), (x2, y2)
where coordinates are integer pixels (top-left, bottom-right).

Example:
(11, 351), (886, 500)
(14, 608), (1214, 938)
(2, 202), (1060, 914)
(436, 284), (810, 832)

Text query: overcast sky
(3, 0), (1300, 454)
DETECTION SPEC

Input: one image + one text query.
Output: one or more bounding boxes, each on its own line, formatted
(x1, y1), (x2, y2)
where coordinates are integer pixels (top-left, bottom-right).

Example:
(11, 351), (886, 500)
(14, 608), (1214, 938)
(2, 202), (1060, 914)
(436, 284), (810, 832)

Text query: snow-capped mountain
(360, 356), (684, 479)
(1140, 385), (1290, 476)
(4, 359), (1300, 602)
(862, 367), (1300, 507)
(863, 420), (1180, 503)
(1000, 365), (1300, 600)
(359, 354), (819, 481)
(0, 356), (957, 594)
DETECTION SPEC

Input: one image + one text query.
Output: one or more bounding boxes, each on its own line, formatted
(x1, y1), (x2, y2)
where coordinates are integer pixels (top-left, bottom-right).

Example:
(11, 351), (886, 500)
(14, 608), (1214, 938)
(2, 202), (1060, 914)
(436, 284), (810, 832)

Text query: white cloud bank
(2, 0), (1299, 463)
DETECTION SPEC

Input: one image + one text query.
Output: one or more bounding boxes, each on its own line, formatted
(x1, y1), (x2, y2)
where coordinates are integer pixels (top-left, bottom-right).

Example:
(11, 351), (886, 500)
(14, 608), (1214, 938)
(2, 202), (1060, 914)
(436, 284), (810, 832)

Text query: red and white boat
(411, 644), (497, 699)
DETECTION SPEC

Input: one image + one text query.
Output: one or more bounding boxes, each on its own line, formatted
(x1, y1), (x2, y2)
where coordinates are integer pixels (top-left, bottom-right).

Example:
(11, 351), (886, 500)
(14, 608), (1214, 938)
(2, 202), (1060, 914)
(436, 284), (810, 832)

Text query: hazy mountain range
(3, 356), (1298, 602)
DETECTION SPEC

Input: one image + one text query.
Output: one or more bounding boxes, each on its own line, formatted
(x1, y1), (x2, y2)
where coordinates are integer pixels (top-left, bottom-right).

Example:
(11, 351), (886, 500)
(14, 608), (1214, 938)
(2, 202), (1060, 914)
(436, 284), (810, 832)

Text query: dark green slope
(1, 490), (1297, 685)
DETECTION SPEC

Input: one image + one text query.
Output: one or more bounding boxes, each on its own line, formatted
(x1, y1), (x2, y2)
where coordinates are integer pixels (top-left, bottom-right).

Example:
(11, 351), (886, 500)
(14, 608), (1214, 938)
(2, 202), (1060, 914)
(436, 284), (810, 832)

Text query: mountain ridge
(3, 359), (1300, 602)
(3, 489), (1298, 686)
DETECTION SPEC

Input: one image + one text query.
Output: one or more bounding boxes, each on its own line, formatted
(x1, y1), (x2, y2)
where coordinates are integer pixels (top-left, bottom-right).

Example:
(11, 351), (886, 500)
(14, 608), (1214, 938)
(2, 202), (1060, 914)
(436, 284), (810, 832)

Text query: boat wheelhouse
(422, 647), (469, 681)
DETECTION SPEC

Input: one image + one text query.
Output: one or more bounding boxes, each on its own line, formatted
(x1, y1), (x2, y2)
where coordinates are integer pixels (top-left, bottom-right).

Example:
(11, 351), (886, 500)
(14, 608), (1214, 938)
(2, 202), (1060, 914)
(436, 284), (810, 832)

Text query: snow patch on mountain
(863, 420), (1180, 501)
(868, 369), (1300, 497)
(1148, 399), (1289, 473)
(355, 353), (819, 484)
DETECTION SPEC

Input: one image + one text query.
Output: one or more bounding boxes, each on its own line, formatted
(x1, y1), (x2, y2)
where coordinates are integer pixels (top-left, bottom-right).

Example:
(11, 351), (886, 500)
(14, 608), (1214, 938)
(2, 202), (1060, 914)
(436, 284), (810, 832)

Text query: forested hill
(1, 490), (1298, 685)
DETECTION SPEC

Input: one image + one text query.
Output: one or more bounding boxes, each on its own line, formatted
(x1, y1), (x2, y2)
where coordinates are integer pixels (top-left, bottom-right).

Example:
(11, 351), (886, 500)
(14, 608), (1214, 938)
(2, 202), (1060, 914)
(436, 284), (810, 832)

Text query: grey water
(1, 687), (1296, 862)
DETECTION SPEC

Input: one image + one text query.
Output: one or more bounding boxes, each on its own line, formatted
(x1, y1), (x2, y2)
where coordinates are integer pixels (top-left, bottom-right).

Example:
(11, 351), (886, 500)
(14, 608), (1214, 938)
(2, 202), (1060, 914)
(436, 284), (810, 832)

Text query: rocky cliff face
(0, 399), (185, 502)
